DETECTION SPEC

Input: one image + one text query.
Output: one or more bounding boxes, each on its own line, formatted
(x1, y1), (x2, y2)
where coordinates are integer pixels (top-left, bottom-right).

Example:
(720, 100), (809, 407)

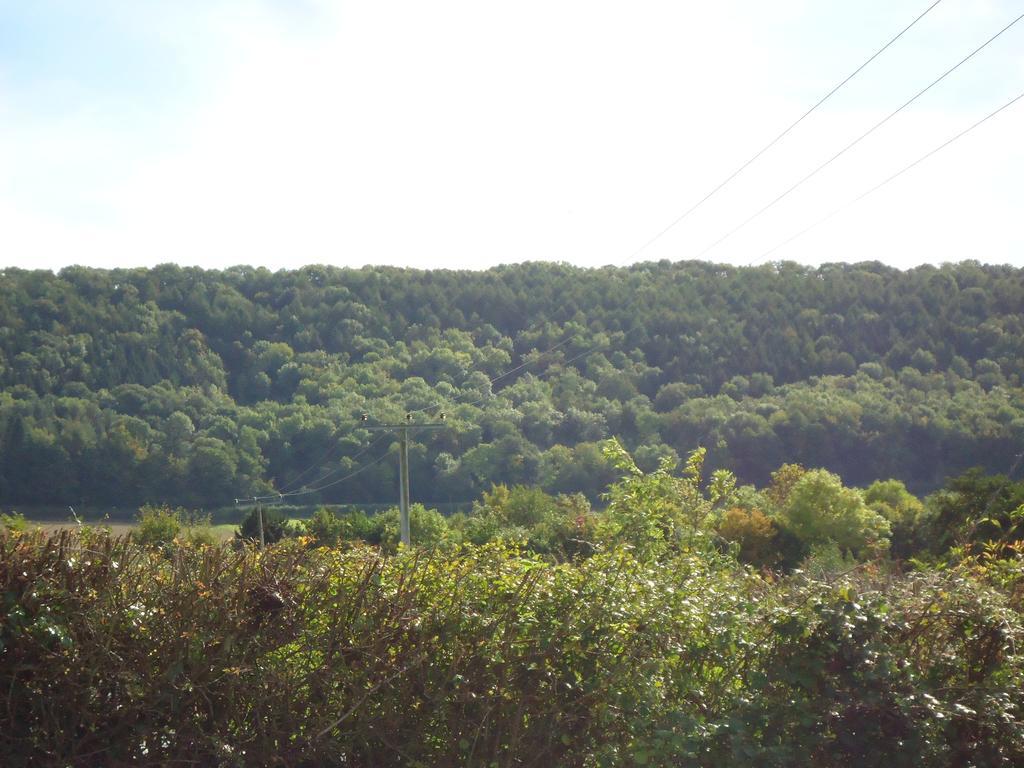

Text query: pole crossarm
(363, 423), (448, 431)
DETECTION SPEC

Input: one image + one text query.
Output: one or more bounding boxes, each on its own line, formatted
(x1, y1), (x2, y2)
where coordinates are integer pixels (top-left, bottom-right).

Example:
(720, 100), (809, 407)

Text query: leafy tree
(135, 504), (182, 547)
(926, 468), (1024, 556)
(236, 506), (290, 544)
(304, 506), (346, 547)
(863, 479), (926, 558)
(2, 261), (1024, 509)
(765, 463), (807, 510)
(717, 507), (778, 568)
(0, 511), (29, 532)
(375, 504), (453, 552)
(781, 469), (891, 558)
(598, 439), (735, 560)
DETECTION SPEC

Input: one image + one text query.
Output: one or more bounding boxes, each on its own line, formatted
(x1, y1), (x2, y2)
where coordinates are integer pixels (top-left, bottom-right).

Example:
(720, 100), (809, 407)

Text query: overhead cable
(758, 90), (1024, 260)
(696, 10), (1024, 259)
(248, 443), (397, 502)
(625, 0), (947, 263)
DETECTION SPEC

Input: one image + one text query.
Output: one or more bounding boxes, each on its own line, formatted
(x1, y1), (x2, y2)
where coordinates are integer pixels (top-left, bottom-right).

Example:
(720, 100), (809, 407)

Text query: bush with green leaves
(235, 505), (291, 544)
(136, 505), (215, 548)
(134, 504), (182, 547)
(374, 503), (454, 552)
(780, 469), (891, 558)
(598, 438), (736, 560)
(864, 478), (928, 558)
(0, 511), (29, 533)
(454, 485), (597, 558)
(304, 506), (347, 546)
(717, 506), (779, 568)
(3, 525), (1023, 766)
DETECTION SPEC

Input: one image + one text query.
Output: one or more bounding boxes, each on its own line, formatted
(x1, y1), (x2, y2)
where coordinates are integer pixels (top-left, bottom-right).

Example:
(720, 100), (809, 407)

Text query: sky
(0, 0), (1022, 272)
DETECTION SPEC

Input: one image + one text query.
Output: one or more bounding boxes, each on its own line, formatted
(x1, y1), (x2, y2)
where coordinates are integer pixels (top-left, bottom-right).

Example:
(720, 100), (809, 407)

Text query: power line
(625, 0), (947, 263)
(276, 431), (390, 495)
(247, 443), (397, 503)
(296, 445), (395, 495)
(276, 429), (388, 494)
(757, 89), (1024, 261)
(696, 10), (1024, 260)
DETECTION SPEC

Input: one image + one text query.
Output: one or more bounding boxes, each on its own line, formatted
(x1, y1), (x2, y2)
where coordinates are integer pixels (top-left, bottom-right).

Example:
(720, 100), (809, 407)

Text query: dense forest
(1, 260), (1022, 509)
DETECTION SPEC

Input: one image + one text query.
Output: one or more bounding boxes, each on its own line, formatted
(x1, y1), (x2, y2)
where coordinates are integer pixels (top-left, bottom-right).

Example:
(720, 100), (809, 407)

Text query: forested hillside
(1, 260), (1022, 508)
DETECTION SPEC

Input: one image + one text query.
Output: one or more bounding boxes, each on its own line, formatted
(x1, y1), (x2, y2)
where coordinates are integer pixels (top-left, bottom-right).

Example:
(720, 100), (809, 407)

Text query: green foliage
(721, 569), (1024, 767)
(766, 462), (807, 509)
(799, 541), (858, 578)
(718, 507), (779, 568)
(864, 478), (928, 558)
(134, 504), (182, 547)
(0, 511), (29, 532)
(136, 505), (215, 548)
(598, 438), (736, 560)
(304, 506), (346, 547)
(235, 506), (290, 544)
(1, 262), (1023, 510)
(179, 524), (217, 548)
(455, 484), (597, 558)
(376, 504), (453, 552)
(3, 527), (1024, 765)
(780, 469), (891, 558)
(927, 468), (1024, 557)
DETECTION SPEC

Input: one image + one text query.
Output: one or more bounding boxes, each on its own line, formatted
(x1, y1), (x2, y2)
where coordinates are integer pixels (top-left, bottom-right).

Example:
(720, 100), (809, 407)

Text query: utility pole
(364, 414), (447, 546)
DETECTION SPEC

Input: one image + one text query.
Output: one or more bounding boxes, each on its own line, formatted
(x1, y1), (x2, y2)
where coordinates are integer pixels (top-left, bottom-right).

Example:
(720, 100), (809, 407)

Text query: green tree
(376, 504), (452, 552)
(236, 506), (290, 544)
(304, 506), (346, 547)
(135, 504), (182, 547)
(864, 478), (926, 558)
(781, 469), (891, 558)
(598, 439), (735, 560)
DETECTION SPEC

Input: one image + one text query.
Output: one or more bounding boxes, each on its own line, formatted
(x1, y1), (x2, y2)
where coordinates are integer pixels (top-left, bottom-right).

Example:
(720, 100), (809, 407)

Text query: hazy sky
(1, 0), (1022, 272)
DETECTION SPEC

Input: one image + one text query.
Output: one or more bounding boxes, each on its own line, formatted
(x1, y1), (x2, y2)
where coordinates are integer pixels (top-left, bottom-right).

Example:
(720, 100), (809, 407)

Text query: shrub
(235, 505), (290, 544)
(305, 506), (346, 546)
(376, 504), (452, 552)
(456, 486), (596, 558)
(0, 511), (29, 533)
(781, 469), (891, 558)
(1, 529), (1023, 766)
(179, 523), (217, 547)
(718, 507), (778, 567)
(135, 504), (181, 547)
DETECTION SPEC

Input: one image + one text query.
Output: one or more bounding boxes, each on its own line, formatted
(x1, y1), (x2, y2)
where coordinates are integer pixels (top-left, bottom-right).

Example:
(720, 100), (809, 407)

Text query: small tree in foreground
(598, 438), (736, 560)
(781, 469), (891, 558)
(135, 505), (181, 547)
(235, 506), (290, 544)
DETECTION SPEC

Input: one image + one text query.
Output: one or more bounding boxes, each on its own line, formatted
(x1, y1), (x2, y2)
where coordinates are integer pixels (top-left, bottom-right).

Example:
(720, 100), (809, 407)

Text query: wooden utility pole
(365, 415), (446, 546)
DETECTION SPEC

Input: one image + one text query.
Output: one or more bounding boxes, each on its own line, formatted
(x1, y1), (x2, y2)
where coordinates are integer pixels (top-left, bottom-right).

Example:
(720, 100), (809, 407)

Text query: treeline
(240, 447), (1023, 574)
(1, 260), (1022, 507)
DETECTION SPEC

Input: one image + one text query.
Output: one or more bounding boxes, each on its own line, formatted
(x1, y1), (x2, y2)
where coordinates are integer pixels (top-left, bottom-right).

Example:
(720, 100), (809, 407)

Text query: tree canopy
(1, 259), (1021, 508)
